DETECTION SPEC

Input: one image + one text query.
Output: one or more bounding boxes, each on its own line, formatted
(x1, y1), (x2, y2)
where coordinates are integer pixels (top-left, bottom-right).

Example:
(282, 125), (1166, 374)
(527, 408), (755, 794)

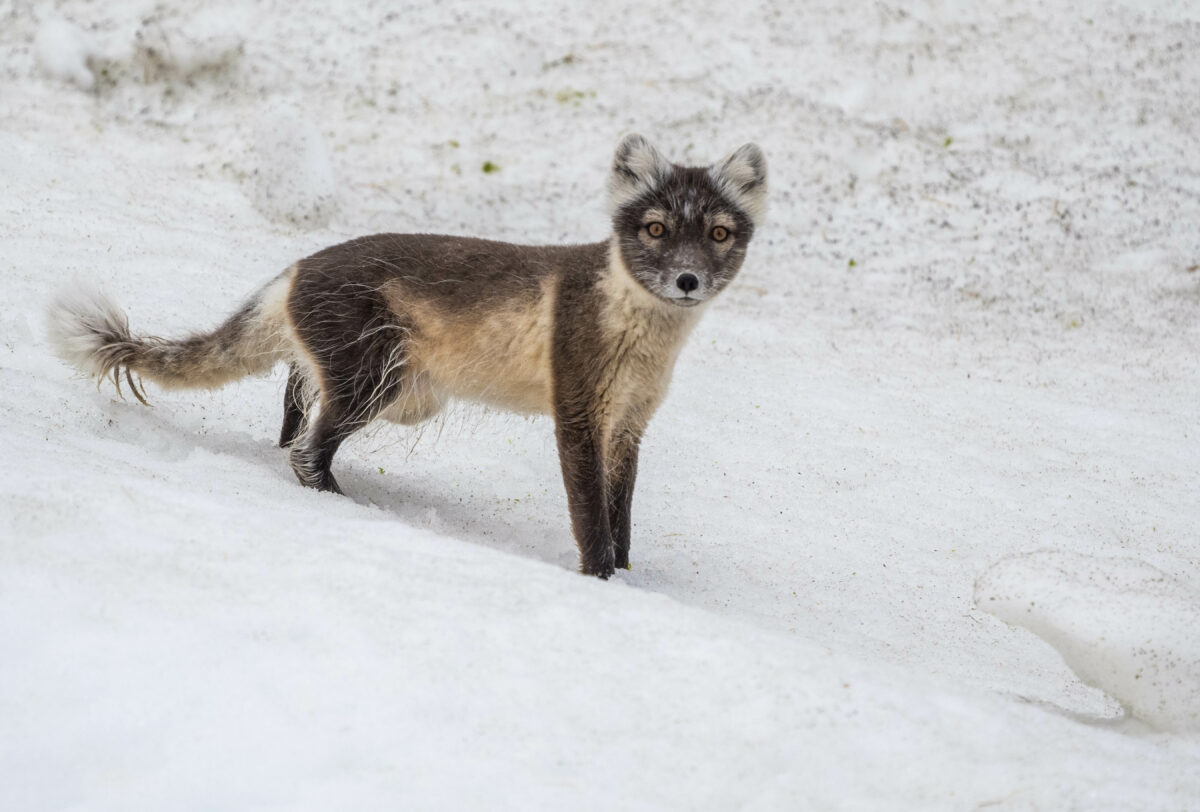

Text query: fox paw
(581, 547), (616, 579)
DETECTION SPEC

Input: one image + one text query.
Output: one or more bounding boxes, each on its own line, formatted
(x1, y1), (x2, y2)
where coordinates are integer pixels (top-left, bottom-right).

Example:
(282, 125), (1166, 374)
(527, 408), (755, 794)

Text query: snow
(252, 106), (339, 228)
(131, 8), (244, 80)
(33, 18), (96, 89)
(3, 0), (1200, 809)
(976, 551), (1200, 733)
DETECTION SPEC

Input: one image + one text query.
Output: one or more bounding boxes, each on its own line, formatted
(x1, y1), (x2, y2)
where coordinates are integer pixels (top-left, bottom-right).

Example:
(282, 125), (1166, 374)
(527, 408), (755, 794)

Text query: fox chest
(592, 318), (691, 439)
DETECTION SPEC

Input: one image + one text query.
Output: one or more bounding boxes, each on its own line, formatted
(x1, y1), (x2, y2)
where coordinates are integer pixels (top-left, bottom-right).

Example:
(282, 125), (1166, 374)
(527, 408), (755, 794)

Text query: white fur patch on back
(709, 142), (768, 227)
(254, 266), (296, 352)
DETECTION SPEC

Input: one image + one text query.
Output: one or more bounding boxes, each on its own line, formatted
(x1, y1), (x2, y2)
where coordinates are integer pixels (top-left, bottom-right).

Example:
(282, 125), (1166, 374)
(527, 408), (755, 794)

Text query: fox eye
(646, 222), (665, 238)
(710, 226), (729, 242)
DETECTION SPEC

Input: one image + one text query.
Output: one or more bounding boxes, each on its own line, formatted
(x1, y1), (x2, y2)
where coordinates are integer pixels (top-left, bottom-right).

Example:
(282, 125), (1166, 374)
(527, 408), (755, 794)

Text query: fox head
(608, 134), (767, 307)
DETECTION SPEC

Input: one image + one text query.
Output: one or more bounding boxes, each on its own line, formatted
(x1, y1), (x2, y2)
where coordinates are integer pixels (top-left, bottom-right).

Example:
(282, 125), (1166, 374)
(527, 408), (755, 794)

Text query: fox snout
(660, 247), (713, 303)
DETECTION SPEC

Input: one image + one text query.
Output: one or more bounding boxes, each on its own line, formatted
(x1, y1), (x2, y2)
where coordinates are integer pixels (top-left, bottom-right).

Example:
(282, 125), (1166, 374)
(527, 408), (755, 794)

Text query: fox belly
(387, 277), (557, 417)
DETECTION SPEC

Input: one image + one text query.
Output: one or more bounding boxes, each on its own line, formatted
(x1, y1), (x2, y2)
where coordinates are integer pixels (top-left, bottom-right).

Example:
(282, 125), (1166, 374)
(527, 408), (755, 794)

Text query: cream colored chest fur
(594, 255), (703, 445)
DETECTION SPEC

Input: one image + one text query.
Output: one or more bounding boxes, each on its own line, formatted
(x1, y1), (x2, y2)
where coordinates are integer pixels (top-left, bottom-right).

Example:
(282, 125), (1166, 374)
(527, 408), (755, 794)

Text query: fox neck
(592, 238), (708, 430)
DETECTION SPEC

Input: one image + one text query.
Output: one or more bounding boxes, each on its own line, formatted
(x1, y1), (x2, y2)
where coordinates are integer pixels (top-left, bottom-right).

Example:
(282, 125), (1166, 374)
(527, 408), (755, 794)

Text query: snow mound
(975, 551), (1200, 732)
(133, 11), (244, 80)
(34, 19), (96, 90)
(251, 108), (338, 228)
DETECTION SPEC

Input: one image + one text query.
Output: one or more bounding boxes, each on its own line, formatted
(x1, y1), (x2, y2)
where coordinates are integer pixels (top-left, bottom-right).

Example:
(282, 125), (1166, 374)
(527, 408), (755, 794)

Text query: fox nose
(676, 273), (699, 293)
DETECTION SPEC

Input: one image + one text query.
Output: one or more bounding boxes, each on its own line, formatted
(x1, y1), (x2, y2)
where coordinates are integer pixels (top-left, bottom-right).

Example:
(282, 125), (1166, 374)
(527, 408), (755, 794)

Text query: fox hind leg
(289, 404), (359, 495)
(278, 363), (308, 448)
(288, 360), (409, 494)
(287, 313), (411, 495)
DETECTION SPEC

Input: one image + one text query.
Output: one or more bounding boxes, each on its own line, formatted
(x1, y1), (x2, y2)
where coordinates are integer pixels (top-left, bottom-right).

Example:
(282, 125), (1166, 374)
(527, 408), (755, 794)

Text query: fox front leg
(554, 414), (616, 579)
(607, 429), (642, 571)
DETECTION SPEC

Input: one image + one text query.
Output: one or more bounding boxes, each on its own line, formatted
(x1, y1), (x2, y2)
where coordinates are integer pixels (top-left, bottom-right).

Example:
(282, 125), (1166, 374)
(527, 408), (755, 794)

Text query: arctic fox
(48, 134), (767, 578)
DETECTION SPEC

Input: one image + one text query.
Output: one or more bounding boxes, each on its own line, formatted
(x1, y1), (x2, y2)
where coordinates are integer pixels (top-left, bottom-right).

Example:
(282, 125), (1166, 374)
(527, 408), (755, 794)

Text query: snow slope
(2, 0), (1199, 808)
(977, 551), (1200, 732)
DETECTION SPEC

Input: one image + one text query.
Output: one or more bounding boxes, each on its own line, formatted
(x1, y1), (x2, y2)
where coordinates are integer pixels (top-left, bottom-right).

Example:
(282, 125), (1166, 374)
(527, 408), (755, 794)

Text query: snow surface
(251, 106), (339, 227)
(33, 18), (96, 89)
(3, 0), (1200, 809)
(976, 551), (1200, 732)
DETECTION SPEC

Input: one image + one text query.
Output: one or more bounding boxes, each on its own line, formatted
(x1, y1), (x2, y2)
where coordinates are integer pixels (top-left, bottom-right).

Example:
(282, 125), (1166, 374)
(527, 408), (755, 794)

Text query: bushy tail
(47, 272), (294, 403)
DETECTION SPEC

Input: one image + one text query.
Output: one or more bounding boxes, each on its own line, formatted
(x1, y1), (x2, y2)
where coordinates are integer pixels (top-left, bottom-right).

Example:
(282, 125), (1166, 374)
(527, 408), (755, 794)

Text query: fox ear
(609, 134), (671, 214)
(710, 143), (767, 227)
